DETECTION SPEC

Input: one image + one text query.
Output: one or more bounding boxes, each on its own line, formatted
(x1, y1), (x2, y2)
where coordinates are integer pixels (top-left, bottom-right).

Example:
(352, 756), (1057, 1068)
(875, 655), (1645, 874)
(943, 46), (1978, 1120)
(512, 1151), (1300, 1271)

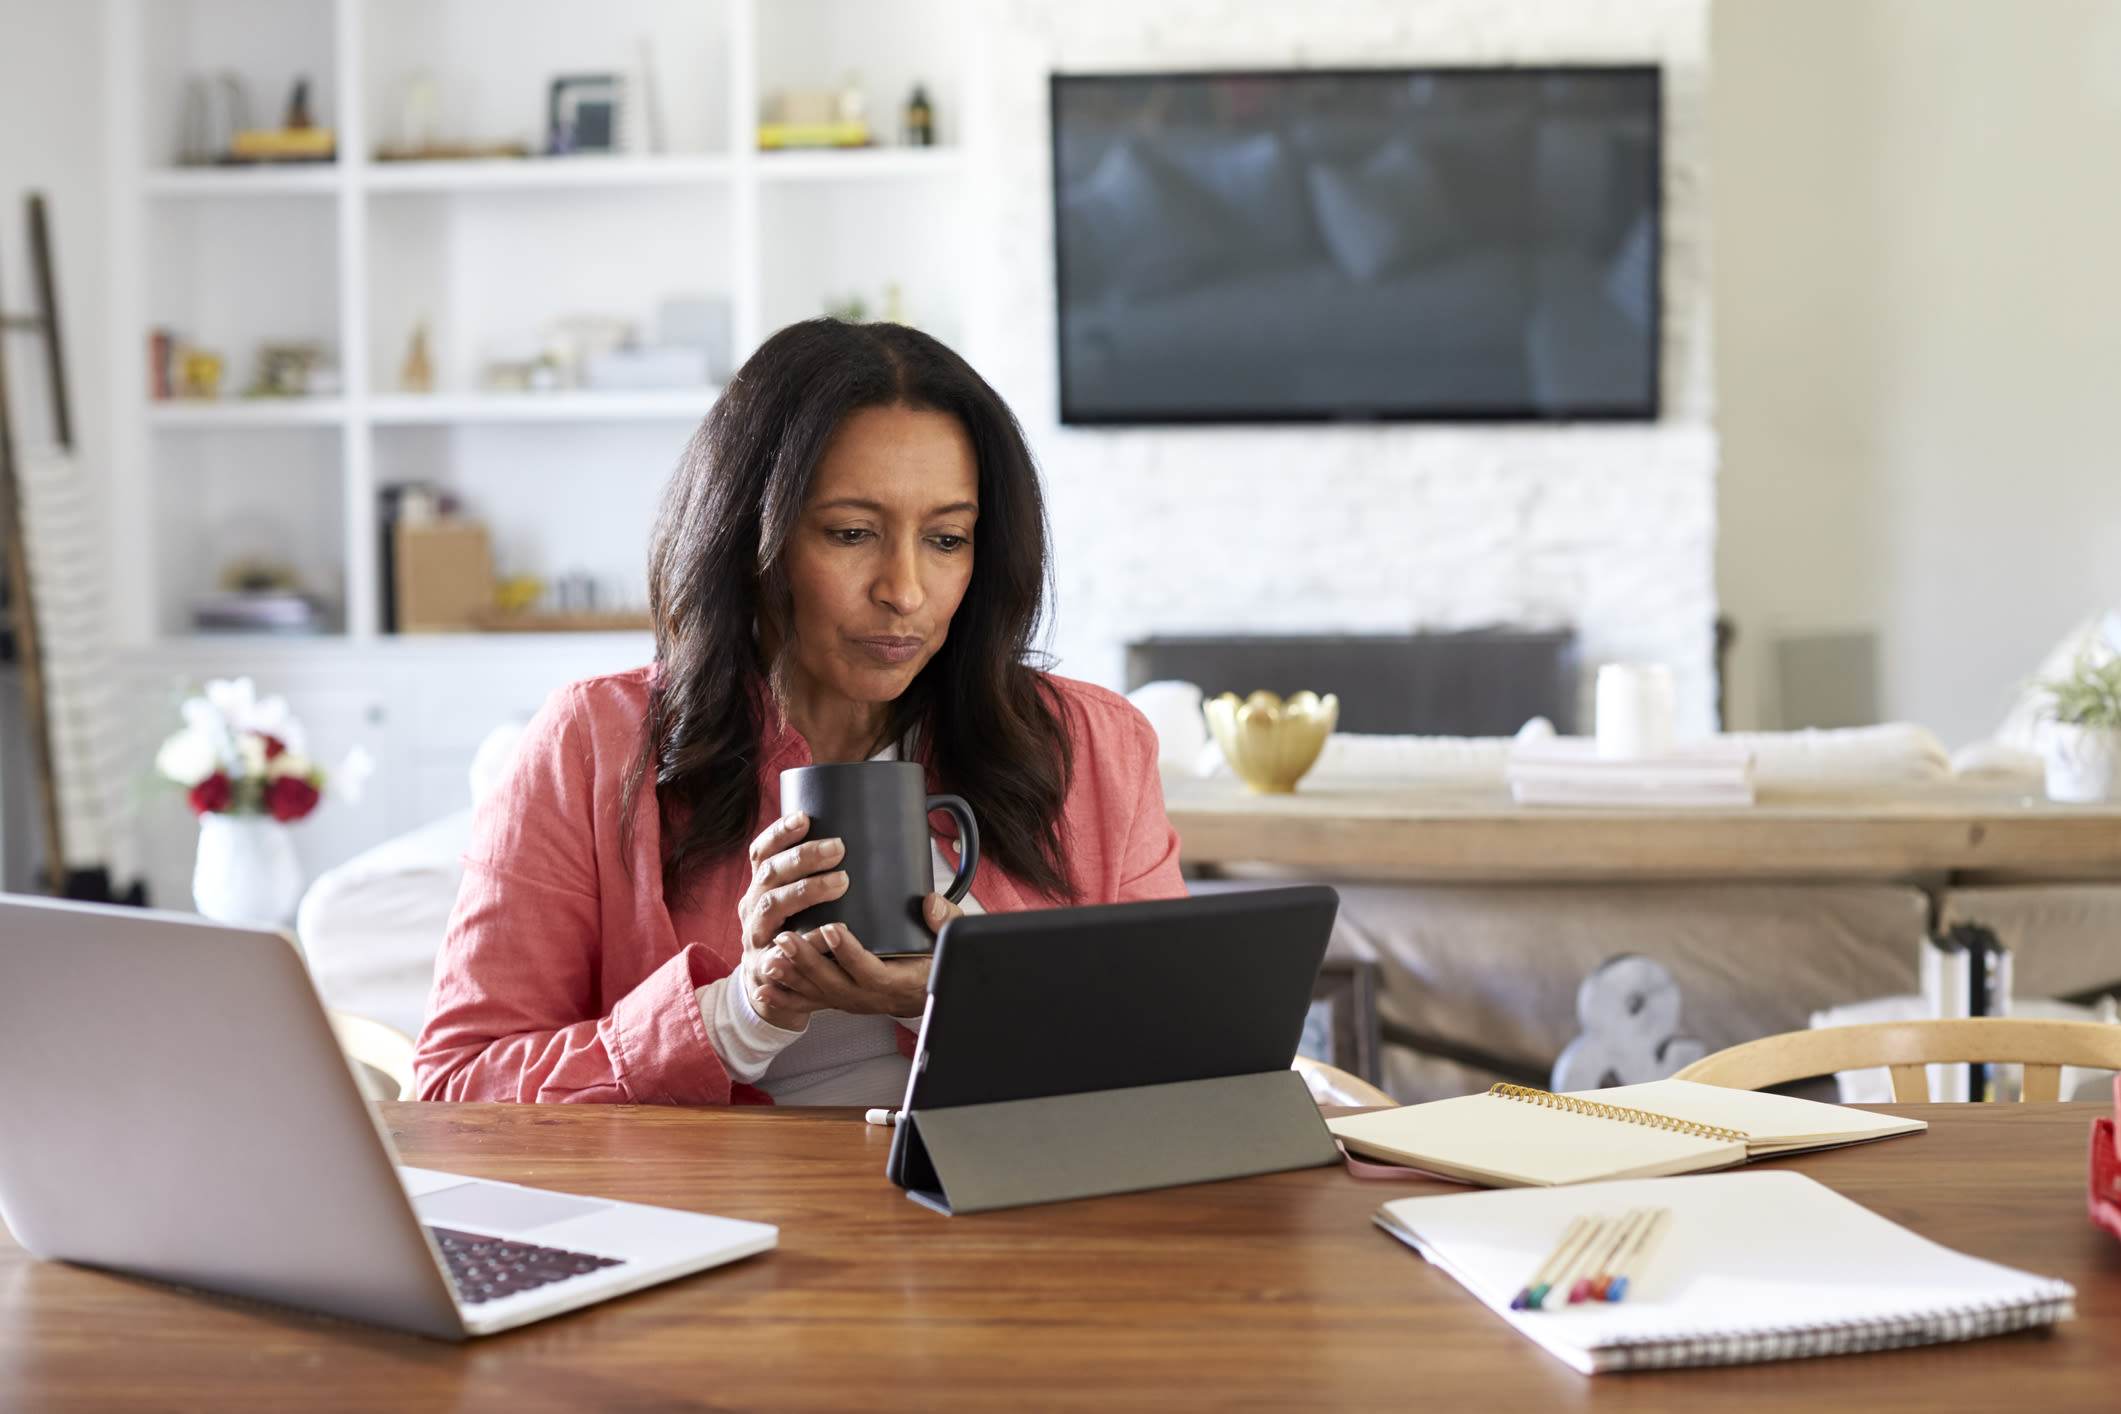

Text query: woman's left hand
(758, 893), (963, 1018)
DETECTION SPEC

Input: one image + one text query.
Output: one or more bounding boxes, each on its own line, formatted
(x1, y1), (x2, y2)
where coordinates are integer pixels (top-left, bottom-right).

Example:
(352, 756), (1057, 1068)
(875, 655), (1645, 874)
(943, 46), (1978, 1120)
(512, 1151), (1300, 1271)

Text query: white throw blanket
(1127, 682), (1962, 789)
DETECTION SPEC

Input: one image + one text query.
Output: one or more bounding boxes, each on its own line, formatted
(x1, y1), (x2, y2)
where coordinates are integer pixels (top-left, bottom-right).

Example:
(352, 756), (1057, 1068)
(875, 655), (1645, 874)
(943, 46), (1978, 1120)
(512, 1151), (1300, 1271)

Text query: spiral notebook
(1375, 1170), (2075, 1373)
(1327, 1079), (1925, 1188)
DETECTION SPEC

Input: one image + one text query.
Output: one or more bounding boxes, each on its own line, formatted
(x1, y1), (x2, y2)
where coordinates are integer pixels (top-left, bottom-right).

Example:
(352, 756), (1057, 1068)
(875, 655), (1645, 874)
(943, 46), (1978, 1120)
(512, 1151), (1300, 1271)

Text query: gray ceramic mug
(779, 760), (979, 959)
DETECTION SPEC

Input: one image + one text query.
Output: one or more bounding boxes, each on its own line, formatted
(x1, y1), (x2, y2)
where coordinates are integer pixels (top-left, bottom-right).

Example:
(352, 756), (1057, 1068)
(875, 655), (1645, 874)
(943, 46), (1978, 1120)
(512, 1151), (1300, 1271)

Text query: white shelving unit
(102, 0), (974, 906)
(106, 0), (971, 646)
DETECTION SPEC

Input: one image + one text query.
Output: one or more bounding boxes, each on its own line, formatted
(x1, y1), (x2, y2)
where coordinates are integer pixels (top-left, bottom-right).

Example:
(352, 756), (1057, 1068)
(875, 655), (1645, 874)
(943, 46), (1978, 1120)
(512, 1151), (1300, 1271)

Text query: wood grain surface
(1164, 777), (2121, 884)
(2, 1103), (2118, 1412)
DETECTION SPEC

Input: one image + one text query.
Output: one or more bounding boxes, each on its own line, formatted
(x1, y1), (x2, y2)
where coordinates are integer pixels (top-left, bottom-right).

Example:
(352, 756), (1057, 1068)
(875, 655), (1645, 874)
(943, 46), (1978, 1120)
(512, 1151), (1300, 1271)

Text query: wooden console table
(1, 1103), (2116, 1410)
(1165, 777), (2121, 885)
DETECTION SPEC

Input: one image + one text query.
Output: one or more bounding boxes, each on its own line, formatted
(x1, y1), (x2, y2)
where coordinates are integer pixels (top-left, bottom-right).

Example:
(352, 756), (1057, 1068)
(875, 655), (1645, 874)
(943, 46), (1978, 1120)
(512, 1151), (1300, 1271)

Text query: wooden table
(3, 1103), (2118, 1411)
(1165, 777), (2121, 885)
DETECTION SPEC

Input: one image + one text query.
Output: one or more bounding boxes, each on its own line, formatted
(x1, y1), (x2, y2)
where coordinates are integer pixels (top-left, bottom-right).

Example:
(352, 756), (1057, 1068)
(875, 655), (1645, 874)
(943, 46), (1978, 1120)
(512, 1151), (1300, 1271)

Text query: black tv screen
(1051, 67), (1661, 424)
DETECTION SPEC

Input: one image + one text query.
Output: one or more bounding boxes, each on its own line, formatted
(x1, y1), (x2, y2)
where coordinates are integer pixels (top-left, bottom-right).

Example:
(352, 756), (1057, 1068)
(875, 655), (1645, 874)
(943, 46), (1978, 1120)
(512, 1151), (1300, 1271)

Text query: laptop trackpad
(414, 1180), (613, 1233)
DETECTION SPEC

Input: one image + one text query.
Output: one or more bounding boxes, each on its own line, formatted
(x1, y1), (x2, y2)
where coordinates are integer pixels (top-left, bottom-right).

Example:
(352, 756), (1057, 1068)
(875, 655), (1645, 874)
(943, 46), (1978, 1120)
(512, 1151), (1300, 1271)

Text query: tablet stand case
(891, 1068), (1340, 1216)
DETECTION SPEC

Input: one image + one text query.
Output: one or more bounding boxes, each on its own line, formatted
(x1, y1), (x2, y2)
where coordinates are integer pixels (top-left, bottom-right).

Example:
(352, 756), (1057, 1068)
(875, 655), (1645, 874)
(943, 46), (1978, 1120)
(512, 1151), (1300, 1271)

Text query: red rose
(263, 774), (321, 823)
(258, 733), (287, 761)
(187, 772), (232, 816)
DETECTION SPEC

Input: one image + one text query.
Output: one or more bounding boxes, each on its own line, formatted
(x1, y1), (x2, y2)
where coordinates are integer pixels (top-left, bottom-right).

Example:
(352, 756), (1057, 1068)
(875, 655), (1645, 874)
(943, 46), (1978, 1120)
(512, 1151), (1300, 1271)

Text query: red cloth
(414, 666), (1187, 1103)
(2090, 1117), (2121, 1242)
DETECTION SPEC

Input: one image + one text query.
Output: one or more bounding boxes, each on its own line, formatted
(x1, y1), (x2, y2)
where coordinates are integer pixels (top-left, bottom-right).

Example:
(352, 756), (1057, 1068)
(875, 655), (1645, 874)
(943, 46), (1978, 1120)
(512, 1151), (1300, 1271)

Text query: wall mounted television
(1051, 67), (1661, 425)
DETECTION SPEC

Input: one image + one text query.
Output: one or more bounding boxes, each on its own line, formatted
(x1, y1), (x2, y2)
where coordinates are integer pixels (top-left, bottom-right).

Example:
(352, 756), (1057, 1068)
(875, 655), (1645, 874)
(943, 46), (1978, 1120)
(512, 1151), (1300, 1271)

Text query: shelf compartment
(150, 426), (346, 640)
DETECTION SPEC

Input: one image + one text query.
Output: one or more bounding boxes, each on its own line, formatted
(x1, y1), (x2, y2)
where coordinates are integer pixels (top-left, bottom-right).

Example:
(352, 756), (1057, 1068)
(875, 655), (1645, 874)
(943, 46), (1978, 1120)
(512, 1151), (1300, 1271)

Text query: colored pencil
(1511, 1215), (1596, 1310)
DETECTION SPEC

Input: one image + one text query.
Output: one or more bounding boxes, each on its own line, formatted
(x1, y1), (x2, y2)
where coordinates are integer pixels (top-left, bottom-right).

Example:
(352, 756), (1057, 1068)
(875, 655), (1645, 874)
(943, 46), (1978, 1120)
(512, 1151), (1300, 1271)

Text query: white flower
(237, 733), (268, 780)
(250, 694), (305, 756)
(203, 677), (257, 730)
(266, 749), (314, 780)
(180, 693), (237, 764)
(197, 677), (306, 751)
(154, 727), (221, 787)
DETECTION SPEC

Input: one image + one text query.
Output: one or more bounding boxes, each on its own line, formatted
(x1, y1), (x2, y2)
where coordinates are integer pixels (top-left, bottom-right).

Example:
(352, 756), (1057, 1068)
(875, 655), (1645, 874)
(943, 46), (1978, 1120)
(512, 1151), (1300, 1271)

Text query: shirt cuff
(696, 975), (808, 1084)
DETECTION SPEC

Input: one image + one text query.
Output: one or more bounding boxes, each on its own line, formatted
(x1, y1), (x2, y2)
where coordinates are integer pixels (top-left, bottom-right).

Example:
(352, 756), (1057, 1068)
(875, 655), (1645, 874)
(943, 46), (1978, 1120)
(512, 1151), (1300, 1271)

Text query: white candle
(1595, 664), (1675, 760)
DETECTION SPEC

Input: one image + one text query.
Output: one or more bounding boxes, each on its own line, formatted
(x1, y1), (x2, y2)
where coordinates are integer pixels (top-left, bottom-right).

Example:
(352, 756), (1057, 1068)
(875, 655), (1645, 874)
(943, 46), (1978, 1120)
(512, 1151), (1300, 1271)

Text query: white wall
(966, 0), (1721, 733)
(1717, 0), (2121, 745)
(0, 4), (106, 470)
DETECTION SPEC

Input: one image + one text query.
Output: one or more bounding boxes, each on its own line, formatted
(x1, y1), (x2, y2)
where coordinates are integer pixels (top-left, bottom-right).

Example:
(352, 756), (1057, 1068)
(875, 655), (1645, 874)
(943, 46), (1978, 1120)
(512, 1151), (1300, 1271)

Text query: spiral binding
(1484, 1082), (1750, 1144)
(1590, 1289), (2076, 1372)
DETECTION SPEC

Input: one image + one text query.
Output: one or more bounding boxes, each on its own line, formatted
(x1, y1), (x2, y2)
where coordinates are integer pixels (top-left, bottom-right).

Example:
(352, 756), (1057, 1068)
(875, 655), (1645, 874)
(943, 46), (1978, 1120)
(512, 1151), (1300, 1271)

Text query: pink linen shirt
(414, 665), (1187, 1104)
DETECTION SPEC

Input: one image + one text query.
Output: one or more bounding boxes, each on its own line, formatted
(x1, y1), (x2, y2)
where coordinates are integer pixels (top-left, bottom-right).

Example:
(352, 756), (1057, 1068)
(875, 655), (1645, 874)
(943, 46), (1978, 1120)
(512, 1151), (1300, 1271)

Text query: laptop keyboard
(428, 1226), (626, 1306)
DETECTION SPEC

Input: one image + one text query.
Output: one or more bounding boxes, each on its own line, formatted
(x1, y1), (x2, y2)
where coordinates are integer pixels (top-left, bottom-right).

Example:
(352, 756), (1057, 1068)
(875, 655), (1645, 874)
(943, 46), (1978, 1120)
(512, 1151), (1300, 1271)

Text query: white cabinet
(105, 0), (970, 903)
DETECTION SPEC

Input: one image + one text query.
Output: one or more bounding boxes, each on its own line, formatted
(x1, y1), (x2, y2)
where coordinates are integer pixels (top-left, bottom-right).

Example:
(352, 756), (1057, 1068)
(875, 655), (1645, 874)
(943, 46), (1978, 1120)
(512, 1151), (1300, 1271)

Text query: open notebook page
(1376, 1170), (2073, 1374)
(1327, 1091), (1746, 1188)
(1573, 1079), (1927, 1155)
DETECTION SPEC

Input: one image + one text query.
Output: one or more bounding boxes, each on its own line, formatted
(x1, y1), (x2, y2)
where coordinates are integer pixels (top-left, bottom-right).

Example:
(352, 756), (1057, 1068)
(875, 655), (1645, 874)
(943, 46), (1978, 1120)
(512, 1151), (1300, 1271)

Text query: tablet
(886, 885), (1339, 1188)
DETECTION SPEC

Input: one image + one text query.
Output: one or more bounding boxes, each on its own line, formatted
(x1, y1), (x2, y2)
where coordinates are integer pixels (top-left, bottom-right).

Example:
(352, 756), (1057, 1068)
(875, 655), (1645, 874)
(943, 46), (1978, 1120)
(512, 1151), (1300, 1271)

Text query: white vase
(2044, 724), (2121, 804)
(192, 813), (305, 927)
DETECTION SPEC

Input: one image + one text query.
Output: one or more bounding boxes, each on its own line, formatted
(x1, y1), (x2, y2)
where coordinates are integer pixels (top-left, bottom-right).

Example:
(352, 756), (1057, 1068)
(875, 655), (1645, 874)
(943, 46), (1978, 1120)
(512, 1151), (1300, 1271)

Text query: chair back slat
(1888, 1063), (1929, 1103)
(327, 1009), (418, 1102)
(1674, 1018), (2121, 1101)
(2022, 1063), (2063, 1103)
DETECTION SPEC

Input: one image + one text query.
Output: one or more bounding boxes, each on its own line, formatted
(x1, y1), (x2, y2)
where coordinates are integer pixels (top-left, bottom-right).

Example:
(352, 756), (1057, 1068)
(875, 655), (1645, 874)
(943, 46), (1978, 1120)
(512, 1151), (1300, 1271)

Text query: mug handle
(925, 794), (980, 904)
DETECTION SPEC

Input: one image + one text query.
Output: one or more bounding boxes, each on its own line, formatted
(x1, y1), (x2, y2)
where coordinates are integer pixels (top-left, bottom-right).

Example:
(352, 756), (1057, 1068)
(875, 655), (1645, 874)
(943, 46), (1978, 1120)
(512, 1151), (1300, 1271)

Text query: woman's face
(779, 403), (980, 711)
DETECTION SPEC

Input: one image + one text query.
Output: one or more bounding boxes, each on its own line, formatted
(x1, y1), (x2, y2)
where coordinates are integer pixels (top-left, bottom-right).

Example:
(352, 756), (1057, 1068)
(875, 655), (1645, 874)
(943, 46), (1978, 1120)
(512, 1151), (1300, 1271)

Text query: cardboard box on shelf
(393, 520), (492, 633)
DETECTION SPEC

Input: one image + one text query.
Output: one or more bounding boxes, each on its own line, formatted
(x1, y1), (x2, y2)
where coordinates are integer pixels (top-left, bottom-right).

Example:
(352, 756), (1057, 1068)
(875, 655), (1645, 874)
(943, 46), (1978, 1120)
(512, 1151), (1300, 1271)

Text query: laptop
(886, 884), (1342, 1206)
(0, 895), (776, 1340)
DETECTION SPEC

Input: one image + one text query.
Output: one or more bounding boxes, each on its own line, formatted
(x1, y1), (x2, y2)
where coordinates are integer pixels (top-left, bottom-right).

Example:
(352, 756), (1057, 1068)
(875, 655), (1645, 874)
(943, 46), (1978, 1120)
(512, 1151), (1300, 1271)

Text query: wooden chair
(327, 1009), (419, 1102)
(1292, 1055), (1395, 1108)
(1672, 1018), (2121, 1102)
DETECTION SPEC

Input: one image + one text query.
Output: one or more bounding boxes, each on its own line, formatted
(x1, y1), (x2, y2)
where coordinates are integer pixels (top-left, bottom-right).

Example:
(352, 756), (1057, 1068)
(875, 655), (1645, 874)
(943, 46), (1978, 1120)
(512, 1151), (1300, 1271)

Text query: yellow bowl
(1203, 690), (1340, 794)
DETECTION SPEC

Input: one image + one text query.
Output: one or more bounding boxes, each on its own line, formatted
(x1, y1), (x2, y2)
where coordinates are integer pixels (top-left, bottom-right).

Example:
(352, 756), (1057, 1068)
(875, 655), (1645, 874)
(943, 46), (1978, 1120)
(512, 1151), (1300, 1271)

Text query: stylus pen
(864, 1108), (904, 1127)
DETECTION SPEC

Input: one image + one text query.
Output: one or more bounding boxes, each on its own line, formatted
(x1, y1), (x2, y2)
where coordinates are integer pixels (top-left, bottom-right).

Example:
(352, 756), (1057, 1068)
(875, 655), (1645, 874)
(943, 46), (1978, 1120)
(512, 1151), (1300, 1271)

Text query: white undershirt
(695, 809), (981, 1105)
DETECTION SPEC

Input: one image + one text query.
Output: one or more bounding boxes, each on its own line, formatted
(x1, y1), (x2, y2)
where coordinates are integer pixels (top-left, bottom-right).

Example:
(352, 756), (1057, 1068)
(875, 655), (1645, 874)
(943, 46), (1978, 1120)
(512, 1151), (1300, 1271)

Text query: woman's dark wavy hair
(624, 318), (1074, 904)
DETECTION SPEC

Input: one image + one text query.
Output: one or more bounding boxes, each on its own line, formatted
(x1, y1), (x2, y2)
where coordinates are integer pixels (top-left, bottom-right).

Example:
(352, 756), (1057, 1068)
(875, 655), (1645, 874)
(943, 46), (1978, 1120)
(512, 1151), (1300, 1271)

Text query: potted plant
(2035, 652), (2121, 803)
(155, 677), (339, 926)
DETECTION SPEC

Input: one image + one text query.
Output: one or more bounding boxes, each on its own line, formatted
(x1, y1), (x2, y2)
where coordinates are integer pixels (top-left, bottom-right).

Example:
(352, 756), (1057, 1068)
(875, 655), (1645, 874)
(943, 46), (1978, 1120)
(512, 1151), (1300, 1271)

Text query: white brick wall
(962, 0), (1719, 733)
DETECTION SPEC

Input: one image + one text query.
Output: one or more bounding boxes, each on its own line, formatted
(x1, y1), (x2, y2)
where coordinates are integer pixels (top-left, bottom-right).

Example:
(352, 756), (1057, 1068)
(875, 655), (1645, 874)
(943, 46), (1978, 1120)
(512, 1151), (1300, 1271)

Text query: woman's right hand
(736, 811), (847, 1028)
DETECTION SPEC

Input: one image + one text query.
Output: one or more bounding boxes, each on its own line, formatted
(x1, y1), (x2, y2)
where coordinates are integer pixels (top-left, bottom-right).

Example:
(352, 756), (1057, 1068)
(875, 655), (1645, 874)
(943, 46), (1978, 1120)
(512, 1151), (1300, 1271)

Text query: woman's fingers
(749, 870), (849, 940)
(753, 836), (845, 892)
(820, 926), (930, 1012)
(922, 892), (963, 935)
(746, 812), (810, 870)
(755, 924), (933, 1017)
(754, 867), (849, 922)
(747, 933), (828, 1026)
(759, 930), (839, 998)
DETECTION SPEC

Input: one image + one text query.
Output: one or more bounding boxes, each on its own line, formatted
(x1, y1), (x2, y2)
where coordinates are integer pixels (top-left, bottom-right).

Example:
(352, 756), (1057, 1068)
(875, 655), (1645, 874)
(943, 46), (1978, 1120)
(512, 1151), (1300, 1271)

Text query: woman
(415, 320), (1187, 1105)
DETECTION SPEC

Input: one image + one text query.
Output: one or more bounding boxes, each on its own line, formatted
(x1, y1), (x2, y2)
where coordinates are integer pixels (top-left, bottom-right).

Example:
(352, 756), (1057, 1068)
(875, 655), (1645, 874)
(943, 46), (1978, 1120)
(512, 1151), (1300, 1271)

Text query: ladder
(0, 192), (77, 895)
